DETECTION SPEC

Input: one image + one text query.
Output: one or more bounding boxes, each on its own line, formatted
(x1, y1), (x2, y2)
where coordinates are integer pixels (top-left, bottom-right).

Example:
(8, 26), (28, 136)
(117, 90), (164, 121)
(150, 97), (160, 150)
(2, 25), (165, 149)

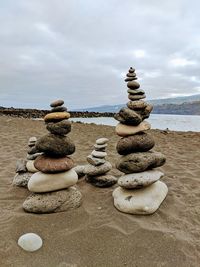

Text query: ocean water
(70, 114), (200, 132)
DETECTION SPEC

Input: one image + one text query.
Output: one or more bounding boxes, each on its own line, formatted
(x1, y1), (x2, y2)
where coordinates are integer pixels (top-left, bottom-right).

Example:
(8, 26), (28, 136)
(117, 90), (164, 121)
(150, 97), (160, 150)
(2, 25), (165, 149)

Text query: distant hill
(74, 94), (200, 115)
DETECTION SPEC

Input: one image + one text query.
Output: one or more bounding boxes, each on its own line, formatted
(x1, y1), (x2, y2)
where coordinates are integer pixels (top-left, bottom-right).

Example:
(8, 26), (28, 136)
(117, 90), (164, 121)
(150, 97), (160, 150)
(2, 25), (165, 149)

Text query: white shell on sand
(118, 170), (164, 189)
(113, 181), (168, 215)
(18, 233), (42, 252)
(28, 169), (78, 193)
(26, 160), (38, 173)
(115, 121), (151, 137)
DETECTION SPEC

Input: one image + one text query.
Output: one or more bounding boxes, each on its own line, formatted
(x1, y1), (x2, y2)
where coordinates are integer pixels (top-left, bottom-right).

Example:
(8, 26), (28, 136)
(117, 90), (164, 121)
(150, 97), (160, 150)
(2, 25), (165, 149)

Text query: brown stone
(34, 155), (74, 173)
(46, 119), (71, 135)
(114, 107), (142, 126)
(115, 121), (151, 137)
(127, 81), (140, 89)
(44, 112), (70, 122)
(128, 94), (146, 101)
(116, 132), (155, 155)
(127, 100), (148, 110)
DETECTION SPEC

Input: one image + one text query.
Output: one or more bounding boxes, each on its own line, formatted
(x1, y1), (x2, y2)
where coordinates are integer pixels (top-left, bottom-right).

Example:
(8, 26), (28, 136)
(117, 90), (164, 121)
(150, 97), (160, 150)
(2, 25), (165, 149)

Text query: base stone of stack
(23, 187), (82, 214)
(26, 160), (38, 173)
(118, 170), (164, 189)
(113, 181), (168, 215)
(86, 174), (117, 188)
(28, 169), (78, 193)
(13, 172), (32, 187)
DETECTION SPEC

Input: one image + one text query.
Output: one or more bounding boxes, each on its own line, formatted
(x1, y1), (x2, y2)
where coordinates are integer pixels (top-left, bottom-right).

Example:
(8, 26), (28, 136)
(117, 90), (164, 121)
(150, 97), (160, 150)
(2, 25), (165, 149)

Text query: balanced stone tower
(23, 99), (82, 213)
(112, 67), (168, 215)
(85, 138), (117, 187)
(13, 137), (40, 187)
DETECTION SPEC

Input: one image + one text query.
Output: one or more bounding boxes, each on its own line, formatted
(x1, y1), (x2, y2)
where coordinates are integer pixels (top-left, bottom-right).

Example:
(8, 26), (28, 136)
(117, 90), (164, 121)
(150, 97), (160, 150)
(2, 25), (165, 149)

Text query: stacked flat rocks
(23, 100), (82, 213)
(13, 137), (40, 187)
(113, 67), (168, 215)
(85, 138), (117, 187)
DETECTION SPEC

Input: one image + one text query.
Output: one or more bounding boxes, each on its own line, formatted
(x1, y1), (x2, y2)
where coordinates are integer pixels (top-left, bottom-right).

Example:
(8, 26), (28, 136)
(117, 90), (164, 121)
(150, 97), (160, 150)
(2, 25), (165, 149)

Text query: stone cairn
(23, 99), (82, 213)
(112, 67), (168, 215)
(13, 137), (40, 187)
(85, 138), (117, 187)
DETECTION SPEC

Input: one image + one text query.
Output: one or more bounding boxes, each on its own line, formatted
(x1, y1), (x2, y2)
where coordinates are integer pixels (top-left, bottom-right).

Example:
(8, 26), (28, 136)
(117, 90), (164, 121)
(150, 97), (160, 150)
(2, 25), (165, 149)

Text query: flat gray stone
(23, 187), (82, 214)
(13, 172), (32, 187)
(84, 161), (112, 176)
(15, 159), (27, 173)
(73, 165), (86, 178)
(86, 174), (117, 188)
(87, 155), (106, 166)
(91, 150), (107, 158)
(96, 138), (109, 145)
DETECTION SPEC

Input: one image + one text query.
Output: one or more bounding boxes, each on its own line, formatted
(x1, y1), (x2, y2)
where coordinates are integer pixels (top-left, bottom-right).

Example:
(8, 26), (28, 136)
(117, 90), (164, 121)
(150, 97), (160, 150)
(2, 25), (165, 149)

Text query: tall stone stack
(23, 100), (82, 213)
(85, 138), (117, 187)
(112, 67), (168, 215)
(13, 137), (41, 187)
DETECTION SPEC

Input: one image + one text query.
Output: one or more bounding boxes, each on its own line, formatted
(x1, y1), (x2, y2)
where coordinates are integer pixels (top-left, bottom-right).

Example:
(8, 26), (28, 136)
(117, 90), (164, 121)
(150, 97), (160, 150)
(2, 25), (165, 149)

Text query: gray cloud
(0, 0), (200, 109)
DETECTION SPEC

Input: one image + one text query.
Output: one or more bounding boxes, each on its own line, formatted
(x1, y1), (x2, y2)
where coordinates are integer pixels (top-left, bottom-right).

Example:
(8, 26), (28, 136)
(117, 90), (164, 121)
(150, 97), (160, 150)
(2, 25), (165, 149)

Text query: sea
(70, 114), (200, 132)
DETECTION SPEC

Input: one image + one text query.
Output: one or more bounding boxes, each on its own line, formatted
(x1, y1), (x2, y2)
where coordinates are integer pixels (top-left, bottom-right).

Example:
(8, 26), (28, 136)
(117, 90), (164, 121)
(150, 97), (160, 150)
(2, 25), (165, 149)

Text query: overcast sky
(0, 0), (200, 109)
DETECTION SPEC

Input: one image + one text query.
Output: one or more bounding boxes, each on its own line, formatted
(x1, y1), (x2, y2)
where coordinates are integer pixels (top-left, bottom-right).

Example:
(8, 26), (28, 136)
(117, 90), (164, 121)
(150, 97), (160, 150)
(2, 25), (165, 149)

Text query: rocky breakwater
(23, 99), (82, 213)
(113, 67), (168, 215)
(13, 137), (41, 187)
(85, 138), (117, 187)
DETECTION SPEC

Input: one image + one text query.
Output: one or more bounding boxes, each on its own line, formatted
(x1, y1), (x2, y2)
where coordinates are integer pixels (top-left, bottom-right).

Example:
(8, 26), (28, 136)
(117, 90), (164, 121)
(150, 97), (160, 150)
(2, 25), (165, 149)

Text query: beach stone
(127, 73), (137, 78)
(128, 94), (146, 101)
(73, 165), (86, 178)
(44, 112), (70, 122)
(118, 170), (164, 189)
(23, 187), (82, 213)
(91, 150), (107, 158)
(36, 134), (75, 157)
(27, 153), (42, 160)
(46, 119), (71, 135)
(13, 172), (32, 187)
(94, 144), (107, 151)
(137, 104), (153, 119)
(114, 107), (142, 126)
(96, 138), (109, 145)
(28, 137), (37, 146)
(116, 132), (155, 155)
(18, 233), (43, 252)
(50, 99), (64, 108)
(129, 67), (135, 73)
(127, 100), (148, 110)
(28, 169), (78, 193)
(127, 81), (140, 89)
(113, 181), (168, 215)
(51, 106), (67, 112)
(116, 151), (166, 174)
(34, 155), (74, 173)
(116, 121), (151, 137)
(127, 89), (145, 95)
(125, 77), (137, 82)
(16, 159), (27, 173)
(84, 161), (112, 176)
(86, 174), (117, 188)
(26, 160), (38, 173)
(87, 155), (106, 166)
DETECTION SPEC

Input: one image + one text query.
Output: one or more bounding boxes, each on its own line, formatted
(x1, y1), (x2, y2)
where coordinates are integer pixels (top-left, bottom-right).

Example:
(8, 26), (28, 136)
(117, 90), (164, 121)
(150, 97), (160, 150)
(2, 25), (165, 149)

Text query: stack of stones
(23, 100), (82, 213)
(13, 137), (40, 187)
(112, 67), (168, 215)
(85, 138), (117, 187)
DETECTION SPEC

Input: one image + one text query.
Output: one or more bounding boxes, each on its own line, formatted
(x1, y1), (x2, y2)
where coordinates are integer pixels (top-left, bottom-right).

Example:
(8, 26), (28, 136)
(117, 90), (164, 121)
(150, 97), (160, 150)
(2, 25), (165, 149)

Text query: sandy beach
(1, 115), (200, 267)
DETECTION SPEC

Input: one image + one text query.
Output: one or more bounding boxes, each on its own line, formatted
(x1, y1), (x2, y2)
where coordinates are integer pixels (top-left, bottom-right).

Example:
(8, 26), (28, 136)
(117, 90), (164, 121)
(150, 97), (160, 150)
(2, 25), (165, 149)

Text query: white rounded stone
(96, 138), (109, 145)
(26, 160), (38, 173)
(28, 169), (78, 193)
(113, 181), (168, 215)
(18, 233), (42, 252)
(118, 170), (164, 189)
(91, 150), (107, 158)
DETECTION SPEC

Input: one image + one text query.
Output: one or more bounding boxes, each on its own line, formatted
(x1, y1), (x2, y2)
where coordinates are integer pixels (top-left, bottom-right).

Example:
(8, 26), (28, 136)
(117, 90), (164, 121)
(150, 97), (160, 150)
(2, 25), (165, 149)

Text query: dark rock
(86, 174), (117, 188)
(84, 161), (112, 176)
(114, 107), (142, 126)
(50, 99), (64, 108)
(116, 151), (166, 174)
(46, 119), (71, 135)
(116, 133), (155, 155)
(36, 134), (75, 157)
(127, 81), (140, 89)
(129, 67), (135, 73)
(125, 77), (137, 82)
(34, 155), (74, 173)
(127, 100), (148, 110)
(127, 89), (145, 95)
(27, 153), (42, 160)
(137, 104), (153, 119)
(27, 146), (40, 155)
(127, 73), (137, 78)
(51, 106), (67, 112)
(128, 94), (146, 101)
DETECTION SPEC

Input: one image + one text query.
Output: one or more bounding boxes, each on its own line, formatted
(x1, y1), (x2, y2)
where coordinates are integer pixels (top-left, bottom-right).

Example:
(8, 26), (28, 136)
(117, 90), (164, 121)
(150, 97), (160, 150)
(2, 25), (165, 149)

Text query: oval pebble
(18, 233), (43, 252)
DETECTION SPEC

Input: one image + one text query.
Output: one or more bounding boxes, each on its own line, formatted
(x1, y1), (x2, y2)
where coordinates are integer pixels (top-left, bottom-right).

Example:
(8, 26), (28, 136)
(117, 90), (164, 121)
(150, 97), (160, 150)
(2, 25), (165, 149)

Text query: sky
(0, 0), (200, 109)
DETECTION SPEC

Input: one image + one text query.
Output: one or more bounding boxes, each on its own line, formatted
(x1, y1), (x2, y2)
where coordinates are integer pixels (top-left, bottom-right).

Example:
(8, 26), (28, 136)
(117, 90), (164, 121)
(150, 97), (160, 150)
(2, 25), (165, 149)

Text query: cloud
(0, 0), (200, 109)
